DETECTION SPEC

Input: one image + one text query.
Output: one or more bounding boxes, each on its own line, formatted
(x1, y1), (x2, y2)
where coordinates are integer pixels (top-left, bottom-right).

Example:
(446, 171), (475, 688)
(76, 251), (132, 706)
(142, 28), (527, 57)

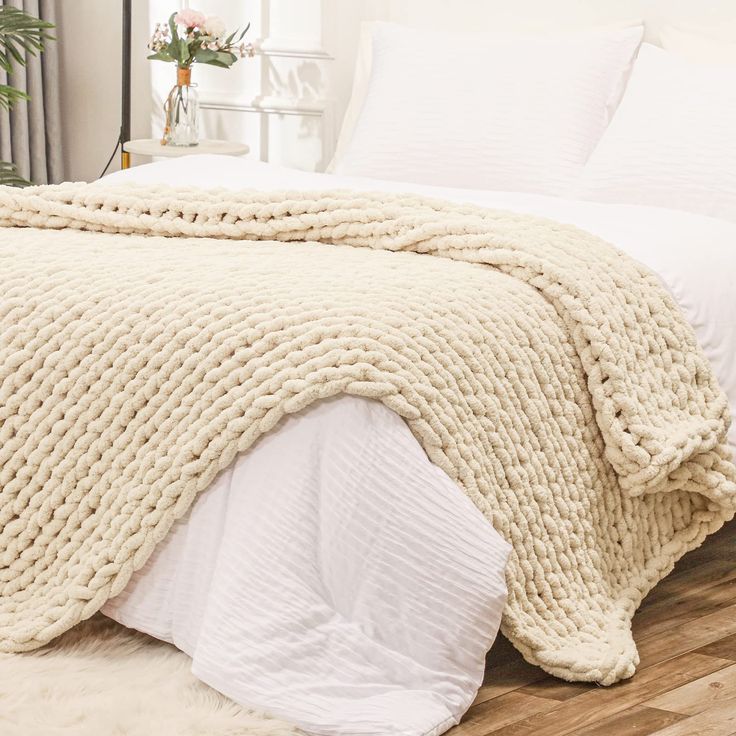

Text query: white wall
(58, 0), (152, 181)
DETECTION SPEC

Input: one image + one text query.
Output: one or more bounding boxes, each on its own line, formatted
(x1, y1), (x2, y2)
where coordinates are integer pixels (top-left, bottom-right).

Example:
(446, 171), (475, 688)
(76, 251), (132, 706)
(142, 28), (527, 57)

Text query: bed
(3, 12), (736, 736)
(102, 153), (736, 734)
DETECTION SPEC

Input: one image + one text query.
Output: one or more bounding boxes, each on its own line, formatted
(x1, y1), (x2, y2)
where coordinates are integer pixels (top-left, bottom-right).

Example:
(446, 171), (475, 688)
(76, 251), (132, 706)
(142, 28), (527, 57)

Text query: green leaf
(200, 59), (230, 69)
(0, 83), (28, 109)
(0, 160), (29, 187)
(147, 50), (174, 63)
(197, 50), (238, 69)
(0, 6), (55, 75)
(168, 12), (179, 45)
(179, 38), (190, 65)
(194, 48), (217, 64)
(215, 50), (237, 66)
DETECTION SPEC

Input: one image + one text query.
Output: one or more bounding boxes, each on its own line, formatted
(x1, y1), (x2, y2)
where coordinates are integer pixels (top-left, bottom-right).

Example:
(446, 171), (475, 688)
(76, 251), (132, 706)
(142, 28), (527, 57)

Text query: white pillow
(660, 25), (736, 64)
(578, 44), (736, 223)
(330, 20), (643, 175)
(332, 23), (644, 194)
(328, 21), (377, 174)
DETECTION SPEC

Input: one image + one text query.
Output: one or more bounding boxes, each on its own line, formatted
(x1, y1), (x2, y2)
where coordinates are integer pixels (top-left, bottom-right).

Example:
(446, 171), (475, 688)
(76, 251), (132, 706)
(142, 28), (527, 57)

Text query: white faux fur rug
(0, 614), (302, 736)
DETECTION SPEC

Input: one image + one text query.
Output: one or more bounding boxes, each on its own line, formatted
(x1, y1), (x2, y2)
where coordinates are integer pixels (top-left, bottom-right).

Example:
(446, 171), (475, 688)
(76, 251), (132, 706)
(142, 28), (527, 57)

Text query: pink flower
(174, 8), (206, 29)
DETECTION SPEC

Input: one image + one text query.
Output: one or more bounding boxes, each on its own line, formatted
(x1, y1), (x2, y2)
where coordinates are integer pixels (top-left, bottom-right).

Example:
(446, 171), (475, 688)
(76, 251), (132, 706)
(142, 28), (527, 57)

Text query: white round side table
(122, 139), (250, 168)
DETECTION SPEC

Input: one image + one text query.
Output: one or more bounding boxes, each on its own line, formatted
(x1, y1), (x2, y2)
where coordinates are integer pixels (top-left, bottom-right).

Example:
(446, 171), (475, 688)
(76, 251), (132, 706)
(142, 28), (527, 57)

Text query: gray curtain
(0, 0), (62, 183)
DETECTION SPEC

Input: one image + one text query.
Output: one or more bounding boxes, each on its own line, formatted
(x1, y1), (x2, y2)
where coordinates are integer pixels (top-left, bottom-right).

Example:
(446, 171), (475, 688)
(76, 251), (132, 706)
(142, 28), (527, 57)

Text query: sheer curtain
(0, 0), (63, 183)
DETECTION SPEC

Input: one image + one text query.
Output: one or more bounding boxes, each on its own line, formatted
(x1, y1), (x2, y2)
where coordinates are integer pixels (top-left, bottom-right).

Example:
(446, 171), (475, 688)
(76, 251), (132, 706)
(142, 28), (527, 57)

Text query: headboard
(148, 0), (736, 172)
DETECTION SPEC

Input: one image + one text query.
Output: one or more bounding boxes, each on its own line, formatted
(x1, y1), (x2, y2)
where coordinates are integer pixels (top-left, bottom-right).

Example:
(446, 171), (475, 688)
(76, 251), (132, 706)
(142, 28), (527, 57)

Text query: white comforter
(101, 157), (736, 736)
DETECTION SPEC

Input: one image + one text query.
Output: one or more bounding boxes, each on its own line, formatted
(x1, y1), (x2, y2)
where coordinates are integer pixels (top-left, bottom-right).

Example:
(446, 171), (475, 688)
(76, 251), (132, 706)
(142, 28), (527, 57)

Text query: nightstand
(122, 139), (250, 168)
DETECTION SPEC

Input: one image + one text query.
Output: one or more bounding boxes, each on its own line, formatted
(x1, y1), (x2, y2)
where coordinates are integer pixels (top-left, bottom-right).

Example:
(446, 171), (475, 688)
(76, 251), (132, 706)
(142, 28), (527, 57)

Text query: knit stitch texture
(1, 183), (735, 685)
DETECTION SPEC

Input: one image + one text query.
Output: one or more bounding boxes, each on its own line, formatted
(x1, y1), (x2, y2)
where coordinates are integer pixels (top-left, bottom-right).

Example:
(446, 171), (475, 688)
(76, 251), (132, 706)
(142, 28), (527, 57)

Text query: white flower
(203, 16), (227, 39)
(148, 24), (170, 51)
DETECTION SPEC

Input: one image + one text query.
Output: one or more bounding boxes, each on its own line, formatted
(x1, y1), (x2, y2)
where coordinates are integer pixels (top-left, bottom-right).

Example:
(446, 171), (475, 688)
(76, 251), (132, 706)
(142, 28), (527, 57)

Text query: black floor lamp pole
(121, 0), (132, 169)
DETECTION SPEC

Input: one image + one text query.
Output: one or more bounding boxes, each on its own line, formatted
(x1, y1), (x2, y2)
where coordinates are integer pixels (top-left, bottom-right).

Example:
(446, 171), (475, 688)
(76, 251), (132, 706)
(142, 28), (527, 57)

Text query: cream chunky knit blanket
(1, 184), (735, 686)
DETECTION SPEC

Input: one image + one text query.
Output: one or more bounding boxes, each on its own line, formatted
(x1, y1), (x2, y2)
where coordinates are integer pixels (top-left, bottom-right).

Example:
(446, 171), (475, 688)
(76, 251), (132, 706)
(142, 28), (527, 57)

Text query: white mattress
(100, 157), (736, 735)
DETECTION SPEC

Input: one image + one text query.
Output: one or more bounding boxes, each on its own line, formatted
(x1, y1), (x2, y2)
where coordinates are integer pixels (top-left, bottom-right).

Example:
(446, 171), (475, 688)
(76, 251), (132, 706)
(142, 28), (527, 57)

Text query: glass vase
(162, 67), (199, 147)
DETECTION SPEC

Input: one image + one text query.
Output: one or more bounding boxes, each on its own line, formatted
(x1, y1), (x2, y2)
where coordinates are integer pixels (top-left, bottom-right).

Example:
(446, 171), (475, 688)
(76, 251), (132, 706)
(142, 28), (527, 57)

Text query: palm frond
(0, 83), (28, 109)
(0, 6), (54, 75)
(0, 160), (30, 187)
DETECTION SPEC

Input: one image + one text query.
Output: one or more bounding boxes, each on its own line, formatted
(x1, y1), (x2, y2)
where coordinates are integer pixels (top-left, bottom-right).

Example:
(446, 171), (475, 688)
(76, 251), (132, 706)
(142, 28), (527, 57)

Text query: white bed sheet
(100, 157), (736, 735)
(103, 396), (509, 736)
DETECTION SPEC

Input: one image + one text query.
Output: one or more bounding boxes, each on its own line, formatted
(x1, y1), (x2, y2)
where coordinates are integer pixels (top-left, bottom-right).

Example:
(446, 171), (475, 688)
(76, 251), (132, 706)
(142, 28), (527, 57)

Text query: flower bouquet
(148, 9), (254, 146)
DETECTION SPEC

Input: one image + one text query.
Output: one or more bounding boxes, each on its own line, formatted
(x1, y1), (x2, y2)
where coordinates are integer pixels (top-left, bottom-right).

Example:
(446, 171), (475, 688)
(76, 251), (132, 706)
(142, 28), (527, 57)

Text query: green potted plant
(0, 6), (54, 186)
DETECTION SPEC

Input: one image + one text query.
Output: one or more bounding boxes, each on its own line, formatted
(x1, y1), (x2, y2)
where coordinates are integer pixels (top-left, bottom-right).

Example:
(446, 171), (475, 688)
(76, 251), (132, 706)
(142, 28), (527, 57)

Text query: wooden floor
(449, 518), (736, 736)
